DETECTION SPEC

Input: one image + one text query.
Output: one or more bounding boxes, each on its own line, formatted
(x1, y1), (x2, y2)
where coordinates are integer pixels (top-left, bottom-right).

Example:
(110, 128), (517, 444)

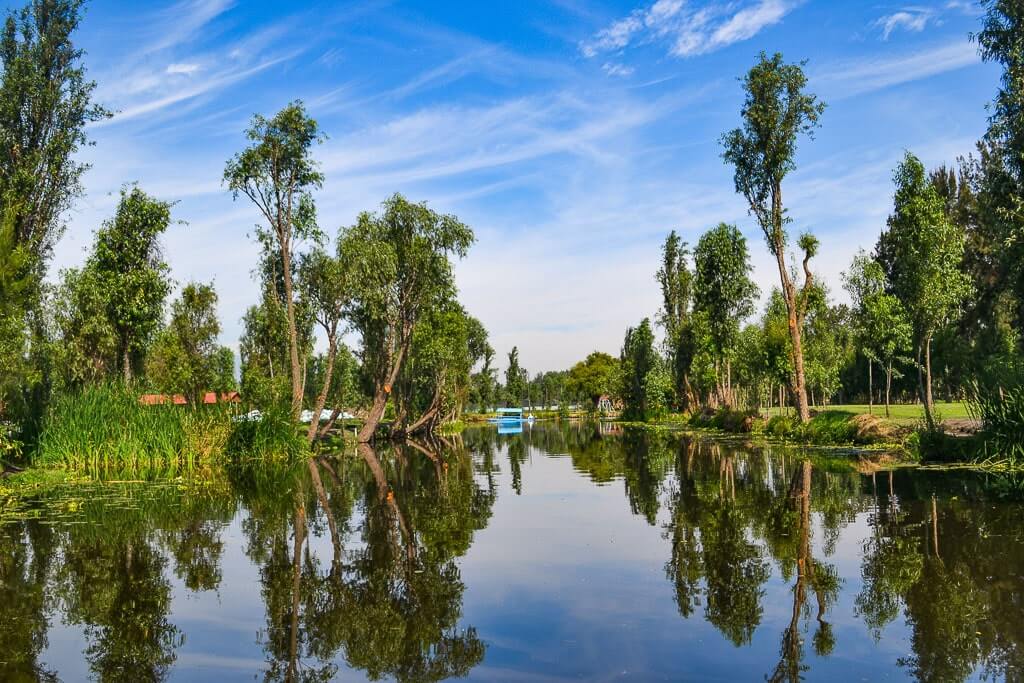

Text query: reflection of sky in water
(17, 428), (1012, 681)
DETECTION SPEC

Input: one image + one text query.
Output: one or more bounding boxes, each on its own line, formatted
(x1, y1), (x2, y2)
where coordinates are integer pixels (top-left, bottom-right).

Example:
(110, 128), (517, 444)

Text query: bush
(765, 415), (796, 438)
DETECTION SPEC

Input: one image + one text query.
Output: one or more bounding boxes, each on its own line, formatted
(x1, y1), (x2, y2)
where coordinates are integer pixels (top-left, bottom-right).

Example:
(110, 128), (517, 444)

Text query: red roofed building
(139, 391), (241, 406)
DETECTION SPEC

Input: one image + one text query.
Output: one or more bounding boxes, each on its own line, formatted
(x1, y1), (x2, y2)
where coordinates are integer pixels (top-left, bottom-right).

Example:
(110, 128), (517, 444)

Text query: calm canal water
(2, 423), (1023, 681)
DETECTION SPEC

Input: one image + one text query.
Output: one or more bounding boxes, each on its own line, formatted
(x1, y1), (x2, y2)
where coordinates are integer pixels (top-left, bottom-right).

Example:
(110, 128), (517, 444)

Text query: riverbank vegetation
(1, 0), (1023, 474)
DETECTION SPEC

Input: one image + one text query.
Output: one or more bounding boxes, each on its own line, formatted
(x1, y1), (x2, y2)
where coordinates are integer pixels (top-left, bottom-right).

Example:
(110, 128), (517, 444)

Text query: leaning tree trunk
(885, 361), (893, 419)
(917, 336), (936, 431)
(867, 357), (873, 415)
(358, 333), (409, 443)
(306, 336), (337, 443)
(773, 245), (811, 423)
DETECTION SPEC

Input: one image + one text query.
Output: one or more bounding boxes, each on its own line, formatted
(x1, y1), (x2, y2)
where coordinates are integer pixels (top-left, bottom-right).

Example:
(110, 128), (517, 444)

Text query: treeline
(0, 0), (489, 457)
(590, 3), (1022, 435)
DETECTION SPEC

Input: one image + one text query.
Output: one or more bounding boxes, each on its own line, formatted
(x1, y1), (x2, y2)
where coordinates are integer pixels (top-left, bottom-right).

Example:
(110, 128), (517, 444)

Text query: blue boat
(488, 407), (535, 425)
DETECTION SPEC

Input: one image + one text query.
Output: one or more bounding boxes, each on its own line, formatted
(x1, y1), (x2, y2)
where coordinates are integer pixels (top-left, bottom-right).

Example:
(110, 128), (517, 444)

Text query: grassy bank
(763, 401), (971, 424)
(33, 384), (304, 472)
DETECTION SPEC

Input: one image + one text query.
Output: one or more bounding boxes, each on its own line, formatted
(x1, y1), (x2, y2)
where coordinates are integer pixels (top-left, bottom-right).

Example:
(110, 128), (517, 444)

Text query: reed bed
(35, 384), (234, 471)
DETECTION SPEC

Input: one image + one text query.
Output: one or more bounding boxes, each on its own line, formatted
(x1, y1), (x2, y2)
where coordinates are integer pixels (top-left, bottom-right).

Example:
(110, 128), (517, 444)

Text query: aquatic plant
(35, 383), (235, 471)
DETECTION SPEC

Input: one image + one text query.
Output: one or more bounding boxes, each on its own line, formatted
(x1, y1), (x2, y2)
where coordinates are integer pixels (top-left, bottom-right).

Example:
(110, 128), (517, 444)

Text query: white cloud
(166, 62), (201, 75)
(581, 0), (800, 60)
(813, 40), (980, 98)
(602, 62), (635, 77)
(875, 9), (933, 40)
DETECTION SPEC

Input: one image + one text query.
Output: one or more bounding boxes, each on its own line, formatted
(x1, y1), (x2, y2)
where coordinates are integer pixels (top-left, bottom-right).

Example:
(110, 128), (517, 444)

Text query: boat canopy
(496, 408), (523, 416)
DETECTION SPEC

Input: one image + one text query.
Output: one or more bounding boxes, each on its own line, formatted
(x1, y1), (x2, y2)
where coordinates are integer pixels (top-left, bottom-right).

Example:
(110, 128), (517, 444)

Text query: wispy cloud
(166, 62), (201, 75)
(140, 0), (234, 55)
(602, 62), (635, 77)
(875, 8), (934, 40)
(813, 40), (980, 98)
(580, 0), (800, 62)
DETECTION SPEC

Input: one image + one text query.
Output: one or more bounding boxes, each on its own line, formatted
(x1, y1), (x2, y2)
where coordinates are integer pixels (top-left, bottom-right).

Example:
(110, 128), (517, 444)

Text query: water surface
(2, 423), (1023, 681)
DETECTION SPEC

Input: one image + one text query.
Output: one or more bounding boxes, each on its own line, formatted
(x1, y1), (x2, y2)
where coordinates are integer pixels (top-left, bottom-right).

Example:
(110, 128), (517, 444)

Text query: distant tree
(721, 52), (825, 423)
(52, 264), (117, 387)
(504, 346), (526, 407)
(471, 345), (497, 411)
(693, 222), (759, 406)
(620, 318), (659, 420)
(341, 194), (473, 441)
(567, 351), (619, 410)
(224, 101), (324, 420)
(92, 187), (173, 381)
(876, 153), (973, 429)
(843, 250), (912, 416)
(146, 283), (227, 406)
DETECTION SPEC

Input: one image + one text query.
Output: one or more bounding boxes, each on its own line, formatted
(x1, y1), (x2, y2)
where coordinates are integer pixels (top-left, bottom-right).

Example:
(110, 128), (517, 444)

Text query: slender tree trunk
(306, 336), (337, 443)
(280, 238), (303, 421)
(868, 358), (873, 415)
(885, 361), (892, 419)
(917, 336), (936, 430)
(122, 345), (132, 383)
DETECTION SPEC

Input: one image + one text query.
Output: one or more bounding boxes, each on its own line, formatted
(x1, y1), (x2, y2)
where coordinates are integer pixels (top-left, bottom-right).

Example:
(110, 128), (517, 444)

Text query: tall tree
(0, 0), (107, 266)
(504, 346), (526, 408)
(693, 222), (759, 406)
(876, 152), (973, 429)
(974, 0), (1024, 342)
(146, 283), (229, 406)
(92, 187), (173, 381)
(656, 230), (694, 408)
(721, 52), (825, 423)
(224, 101), (324, 420)
(620, 318), (658, 420)
(341, 194), (473, 442)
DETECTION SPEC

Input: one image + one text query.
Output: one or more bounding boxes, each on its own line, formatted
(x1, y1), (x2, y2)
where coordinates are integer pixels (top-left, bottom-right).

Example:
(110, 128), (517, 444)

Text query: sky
(34, 0), (999, 375)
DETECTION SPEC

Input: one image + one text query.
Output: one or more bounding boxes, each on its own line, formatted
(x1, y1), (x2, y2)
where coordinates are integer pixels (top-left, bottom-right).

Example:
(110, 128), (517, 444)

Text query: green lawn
(765, 401), (971, 424)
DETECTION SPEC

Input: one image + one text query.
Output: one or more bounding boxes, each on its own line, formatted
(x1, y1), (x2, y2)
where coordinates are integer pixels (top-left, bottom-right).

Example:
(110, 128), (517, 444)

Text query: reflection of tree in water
(661, 438), (847, 668)
(0, 521), (59, 681)
(250, 438), (493, 682)
(856, 472), (1024, 682)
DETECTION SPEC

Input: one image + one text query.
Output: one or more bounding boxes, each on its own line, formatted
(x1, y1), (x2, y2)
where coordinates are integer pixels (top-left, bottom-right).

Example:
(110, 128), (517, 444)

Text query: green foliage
(504, 345), (527, 407)
(225, 407), (305, 462)
(52, 187), (173, 386)
(967, 362), (1024, 462)
(566, 351), (619, 409)
(146, 283), (233, 405)
(693, 222), (758, 362)
(620, 318), (660, 420)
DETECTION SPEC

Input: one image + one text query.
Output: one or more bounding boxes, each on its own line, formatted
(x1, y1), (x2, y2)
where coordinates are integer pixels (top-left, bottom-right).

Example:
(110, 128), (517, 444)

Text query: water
(2, 423), (1023, 681)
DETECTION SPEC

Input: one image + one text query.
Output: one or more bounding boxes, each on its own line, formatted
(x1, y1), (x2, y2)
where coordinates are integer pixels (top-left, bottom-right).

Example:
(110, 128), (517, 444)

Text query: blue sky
(43, 0), (997, 374)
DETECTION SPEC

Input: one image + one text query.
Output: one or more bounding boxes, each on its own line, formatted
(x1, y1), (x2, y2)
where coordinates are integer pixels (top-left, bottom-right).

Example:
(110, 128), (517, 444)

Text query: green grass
(764, 401), (971, 424)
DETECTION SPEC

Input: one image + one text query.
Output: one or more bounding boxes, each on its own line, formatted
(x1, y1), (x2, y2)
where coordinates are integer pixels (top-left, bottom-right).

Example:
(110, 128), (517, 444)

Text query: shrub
(968, 377), (1024, 463)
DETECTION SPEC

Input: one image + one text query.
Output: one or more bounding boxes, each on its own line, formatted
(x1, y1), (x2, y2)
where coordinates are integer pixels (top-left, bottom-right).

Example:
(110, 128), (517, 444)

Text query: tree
(341, 194), (474, 442)
(656, 230), (695, 408)
(224, 101), (324, 420)
(298, 246), (350, 442)
(504, 346), (526, 408)
(0, 0), (107, 269)
(0, 0), (107, 431)
(876, 152), (973, 429)
(92, 187), (173, 381)
(146, 283), (228, 406)
(843, 251), (912, 416)
(693, 223), (759, 406)
(52, 264), (117, 387)
(973, 0), (1024, 347)
(620, 318), (659, 420)
(567, 351), (619, 410)
(721, 52), (825, 423)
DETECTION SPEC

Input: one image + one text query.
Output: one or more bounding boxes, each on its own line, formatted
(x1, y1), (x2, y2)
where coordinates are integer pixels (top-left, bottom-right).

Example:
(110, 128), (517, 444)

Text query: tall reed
(35, 383), (233, 471)
(968, 375), (1024, 463)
